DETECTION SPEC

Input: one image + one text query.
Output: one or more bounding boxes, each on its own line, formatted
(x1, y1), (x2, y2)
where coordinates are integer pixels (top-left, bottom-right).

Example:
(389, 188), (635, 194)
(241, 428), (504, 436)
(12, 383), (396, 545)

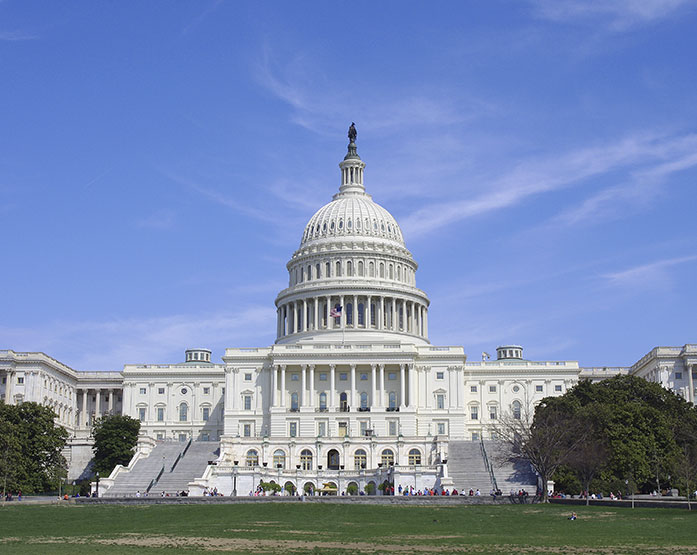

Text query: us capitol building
(2, 127), (696, 496)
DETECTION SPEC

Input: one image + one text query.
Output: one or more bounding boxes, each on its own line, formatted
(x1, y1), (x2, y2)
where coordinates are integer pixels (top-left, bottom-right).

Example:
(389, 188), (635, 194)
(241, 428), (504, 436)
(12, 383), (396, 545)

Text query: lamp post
(95, 472), (100, 498)
(233, 461), (238, 497)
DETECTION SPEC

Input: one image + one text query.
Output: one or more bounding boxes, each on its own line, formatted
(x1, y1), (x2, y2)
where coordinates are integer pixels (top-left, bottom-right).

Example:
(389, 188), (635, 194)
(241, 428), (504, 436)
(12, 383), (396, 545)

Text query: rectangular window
(436, 371), (444, 380)
(472, 432), (479, 441)
(318, 421), (326, 437)
(17, 377), (24, 384)
(138, 407), (146, 422)
(289, 422), (297, 437)
(489, 406), (497, 420)
(338, 422), (348, 437)
(470, 385), (477, 393)
(675, 372), (683, 380)
(158, 388), (165, 395)
(436, 394), (445, 410)
(388, 372), (396, 380)
(489, 385), (496, 393)
(202, 407), (210, 421)
(388, 420), (397, 436)
(554, 385), (562, 392)
(243, 424), (251, 437)
(319, 373), (327, 381)
(359, 420), (368, 436)
(203, 387), (210, 394)
(156, 432), (164, 440)
(340, 372), (348, 381)
(244, 395), (252, 410)
(437, 422), (446, 435)
(201, 432), (209, 441)
(470, 406), (479, 420)
(360, 373), (368, 381)
(157, 407), (164, 421)
(535, 385), (543, 392)
(139, 387), (146, 395)
(244, 373), (252, 381)
(291, 374), (299, 381)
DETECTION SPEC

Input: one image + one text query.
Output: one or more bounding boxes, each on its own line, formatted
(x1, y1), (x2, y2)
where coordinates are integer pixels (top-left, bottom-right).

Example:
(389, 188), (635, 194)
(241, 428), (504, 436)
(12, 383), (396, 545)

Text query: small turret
(184, 348), (212, 363)
(496, 345), (523, 360)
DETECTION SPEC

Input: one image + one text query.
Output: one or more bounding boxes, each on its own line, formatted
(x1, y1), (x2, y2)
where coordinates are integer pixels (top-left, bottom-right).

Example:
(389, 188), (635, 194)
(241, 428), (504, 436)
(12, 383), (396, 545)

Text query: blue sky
(2, 0), (696, 370)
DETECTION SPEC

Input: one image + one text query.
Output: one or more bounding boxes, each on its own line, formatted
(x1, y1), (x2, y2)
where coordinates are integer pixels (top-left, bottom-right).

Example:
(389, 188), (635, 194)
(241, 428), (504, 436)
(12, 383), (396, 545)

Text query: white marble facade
(1, 135), (695, 490)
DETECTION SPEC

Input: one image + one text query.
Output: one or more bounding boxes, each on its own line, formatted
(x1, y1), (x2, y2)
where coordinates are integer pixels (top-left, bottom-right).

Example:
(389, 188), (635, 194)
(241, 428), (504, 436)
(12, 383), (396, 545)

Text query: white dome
(300, 193), (405, 248)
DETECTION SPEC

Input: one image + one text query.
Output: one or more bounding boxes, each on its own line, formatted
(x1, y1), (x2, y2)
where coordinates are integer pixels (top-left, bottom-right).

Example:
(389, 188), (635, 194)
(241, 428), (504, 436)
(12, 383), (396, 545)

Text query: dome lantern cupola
(337, 122), (366, 196)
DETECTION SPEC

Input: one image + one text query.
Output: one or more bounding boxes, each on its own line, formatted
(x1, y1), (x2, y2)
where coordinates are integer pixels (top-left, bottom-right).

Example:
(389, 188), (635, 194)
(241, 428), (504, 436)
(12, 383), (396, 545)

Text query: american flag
(330, 306), (342, 318)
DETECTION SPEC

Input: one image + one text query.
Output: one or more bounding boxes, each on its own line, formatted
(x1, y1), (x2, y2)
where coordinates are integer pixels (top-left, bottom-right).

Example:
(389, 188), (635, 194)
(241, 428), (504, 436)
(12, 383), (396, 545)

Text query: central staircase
(446, 441), (494, 493)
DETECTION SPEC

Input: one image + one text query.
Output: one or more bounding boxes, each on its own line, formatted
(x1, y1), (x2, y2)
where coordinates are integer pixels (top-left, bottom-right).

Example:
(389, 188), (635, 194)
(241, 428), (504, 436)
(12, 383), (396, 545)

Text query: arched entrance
(327, 449), (340, 470)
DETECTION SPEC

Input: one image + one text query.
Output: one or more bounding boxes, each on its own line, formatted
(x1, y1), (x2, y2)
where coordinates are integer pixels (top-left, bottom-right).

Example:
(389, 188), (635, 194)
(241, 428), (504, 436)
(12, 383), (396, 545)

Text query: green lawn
(1, 502), (696, 553)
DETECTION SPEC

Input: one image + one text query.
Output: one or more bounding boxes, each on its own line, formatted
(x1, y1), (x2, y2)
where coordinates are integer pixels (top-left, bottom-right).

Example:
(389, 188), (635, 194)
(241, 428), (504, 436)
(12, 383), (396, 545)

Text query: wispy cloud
(0, 30), (38, 41)
(181, 0), (224, 35)
(529, 0), (693, 30)
(135, 209), (176, 230)
(0, 307), (276, 371)
(602, 254), (697, 290)
(399, 131), (697, 238)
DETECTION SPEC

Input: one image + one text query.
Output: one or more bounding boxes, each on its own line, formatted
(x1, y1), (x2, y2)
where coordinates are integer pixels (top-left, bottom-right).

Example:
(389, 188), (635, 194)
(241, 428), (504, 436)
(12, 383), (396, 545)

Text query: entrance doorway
(327, 449), (340, 470)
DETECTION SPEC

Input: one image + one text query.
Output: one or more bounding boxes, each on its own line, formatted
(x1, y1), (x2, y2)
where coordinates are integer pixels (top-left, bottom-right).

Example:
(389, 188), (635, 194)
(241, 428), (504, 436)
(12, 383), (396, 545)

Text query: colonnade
(270, 363), (416, 411)
(277, 295), (428, 339)
(77, 387), (121, 428)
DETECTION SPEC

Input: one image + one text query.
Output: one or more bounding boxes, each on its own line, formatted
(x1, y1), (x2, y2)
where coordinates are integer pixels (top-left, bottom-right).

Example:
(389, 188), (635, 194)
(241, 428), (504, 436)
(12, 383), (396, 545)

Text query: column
(313, 297), (319, 330)
(280, 365), (286, 408)
(303, 299), (308, 332)
(330, 364), (336, 409)
(293, 302), (298, 334)
(4, 371), (13, 403)
(367, 295), (372, 328)
(411, 302), (416, 333)
(379, 297), (384, 330)
(300, 364), (307, 407)
(95, 388), (101, 419)
(371, 364), (377, 408)
(353, 295), (358, 327)
(272, 366), (278, 407)
(326, 295), (331, 329)
(277, 307), (281, 337)
(423, 309), (428, 338)
(379, 364), (385, 408)
(309, 364), (315, 408)
(392, 298), (397, 331)
(350, 364), (356, 409)
(81, 389), (88, 428)
(688, 364), (694, 404)
(340, 295), (345, 329)
(108, 389), (114, 414)
(408, 364), (415, 408)
(400, 364), (406, 407)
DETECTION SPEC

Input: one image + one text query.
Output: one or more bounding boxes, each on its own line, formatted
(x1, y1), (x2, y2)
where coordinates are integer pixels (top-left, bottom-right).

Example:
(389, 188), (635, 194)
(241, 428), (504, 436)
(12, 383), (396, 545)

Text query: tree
(346, 483), (358, 495)
(565, 416), (611, 505)
(492, 399), (586, 502)
(0, 401), (68, 494)
(92, 414), (141, 476)
(542, 376), (697, 494)
(364, 482), (376, 495)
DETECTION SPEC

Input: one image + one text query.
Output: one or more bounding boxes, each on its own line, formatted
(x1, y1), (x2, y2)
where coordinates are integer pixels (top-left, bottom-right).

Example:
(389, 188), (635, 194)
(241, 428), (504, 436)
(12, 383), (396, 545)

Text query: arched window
(316, 264), (321, 279)
(358, 261), (364, 276)
(397, 266), (402, 281)
(360, 392), (368, 409)
(370, 303), (376, 326)
(388, 391), (397, 409)
(246, 449), (259, 467)
(379, 263), (385, 278)
(346, 303), (353, 325)
(347, 260), (353, 276)
(319, 392), (327, 411)
(300, 449), (313, 470)
(307, 265), (312, 280)
(273, 449), (286, 469)
(389, 264), (394, 279)
(326, 262), (331, 277)
(381, 449), (394, 466)
(369, 261), (375, 277)
(512, 400), (522, 420)
(354, 449), (367, 470)
(357, 303), (364, 326)
(336, 261), (342, 277)
(340, 392), (348, 411)
(179, 402), (188, 422)
(290, 392), (299, 411)
(408, 449), (422, 466)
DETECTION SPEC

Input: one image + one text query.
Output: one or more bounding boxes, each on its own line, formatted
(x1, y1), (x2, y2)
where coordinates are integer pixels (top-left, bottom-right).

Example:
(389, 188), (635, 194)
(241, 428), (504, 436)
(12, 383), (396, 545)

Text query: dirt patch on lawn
(3, 535), (697, 553)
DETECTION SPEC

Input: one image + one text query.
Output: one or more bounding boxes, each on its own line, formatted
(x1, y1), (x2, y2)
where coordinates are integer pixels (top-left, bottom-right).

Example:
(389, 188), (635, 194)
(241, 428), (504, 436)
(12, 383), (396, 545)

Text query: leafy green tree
(542, 376), (697, 494)
(91, 414), (141, 476)
(0, 401), (68, 494)
(364, 482), (376, 495)
(346, 483), (359, 495)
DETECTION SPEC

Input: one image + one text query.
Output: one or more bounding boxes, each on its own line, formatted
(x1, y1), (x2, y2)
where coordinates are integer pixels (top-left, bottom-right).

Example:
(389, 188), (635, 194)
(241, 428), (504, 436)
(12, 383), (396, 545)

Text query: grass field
(1, 502), (696, 553)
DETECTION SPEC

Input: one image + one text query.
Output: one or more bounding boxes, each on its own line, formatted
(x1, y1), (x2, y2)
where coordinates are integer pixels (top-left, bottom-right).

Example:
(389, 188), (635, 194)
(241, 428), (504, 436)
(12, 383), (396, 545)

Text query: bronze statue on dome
(348, 122), (357, 143)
